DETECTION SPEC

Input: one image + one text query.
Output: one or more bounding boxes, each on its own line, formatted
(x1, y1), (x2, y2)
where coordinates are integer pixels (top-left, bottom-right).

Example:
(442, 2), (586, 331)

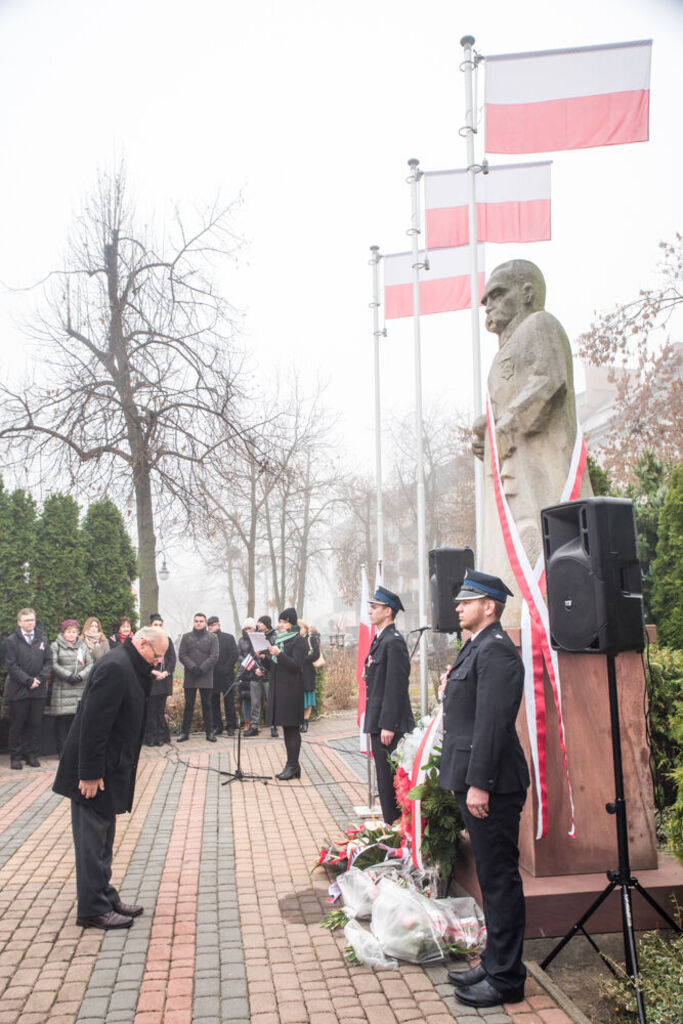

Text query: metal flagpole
(460, 34), (484, 567)
(370, 246), (385, 579)
(407, 158), (430, 717)
(369, 248), (385, 813)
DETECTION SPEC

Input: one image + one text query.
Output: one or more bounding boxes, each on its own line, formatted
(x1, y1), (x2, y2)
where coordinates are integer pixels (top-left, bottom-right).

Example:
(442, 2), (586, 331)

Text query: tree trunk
(135, 463), (158, 624)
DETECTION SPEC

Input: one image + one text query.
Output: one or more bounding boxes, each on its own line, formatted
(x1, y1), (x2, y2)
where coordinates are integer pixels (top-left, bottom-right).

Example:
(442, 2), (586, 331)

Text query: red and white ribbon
(486, 394), (586, 838)
(409, 707), (443, 869)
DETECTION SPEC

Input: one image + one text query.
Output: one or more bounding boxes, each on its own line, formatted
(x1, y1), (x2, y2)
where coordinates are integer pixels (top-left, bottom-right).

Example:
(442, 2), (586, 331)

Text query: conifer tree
(81, 499), (138, 634)
(32, 493), (88, 638)
(0, 479), (37, 638)
(651, 464), (683, 649)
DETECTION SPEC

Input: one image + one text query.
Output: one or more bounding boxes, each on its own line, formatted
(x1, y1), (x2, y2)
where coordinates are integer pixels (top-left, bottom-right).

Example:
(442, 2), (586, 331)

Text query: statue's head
(481, 260), (546, 337)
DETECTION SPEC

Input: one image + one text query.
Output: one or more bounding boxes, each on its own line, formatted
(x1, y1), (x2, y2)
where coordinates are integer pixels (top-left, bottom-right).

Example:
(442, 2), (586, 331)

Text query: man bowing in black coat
(439, 569), (529, 1009)
(364, 586), (414, 825)
(54, 625), (168, 929)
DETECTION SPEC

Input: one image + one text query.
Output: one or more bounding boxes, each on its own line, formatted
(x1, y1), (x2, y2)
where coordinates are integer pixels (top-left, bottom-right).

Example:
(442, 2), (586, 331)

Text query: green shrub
(600, 920), (683, 1024)
(645, 645), (683, 814)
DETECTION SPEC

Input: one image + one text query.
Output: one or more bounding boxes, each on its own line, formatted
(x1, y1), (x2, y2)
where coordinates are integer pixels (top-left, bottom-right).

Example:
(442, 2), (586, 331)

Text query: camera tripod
(541, 654), (680, 1024)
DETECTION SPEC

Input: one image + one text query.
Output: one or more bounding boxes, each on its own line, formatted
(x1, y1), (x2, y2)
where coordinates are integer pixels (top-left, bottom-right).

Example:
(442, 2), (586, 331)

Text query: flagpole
(407, 158), (429, 717)
(369, 246), (385, 578)
(460, 34), (484, 567)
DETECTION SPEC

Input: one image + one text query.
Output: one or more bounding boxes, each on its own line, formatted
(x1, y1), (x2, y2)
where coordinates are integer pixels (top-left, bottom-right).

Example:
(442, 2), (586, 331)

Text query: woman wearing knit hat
(265, 608), (308, 779)
(47, 620), (93, 757)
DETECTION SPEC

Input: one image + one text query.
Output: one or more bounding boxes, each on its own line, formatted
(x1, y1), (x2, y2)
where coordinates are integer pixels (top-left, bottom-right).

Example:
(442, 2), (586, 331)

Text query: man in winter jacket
(53, 626), (168, 929)
(177, 613), (219, 742)
(5, 608), (53, 769)
(207, 615), (238, 736)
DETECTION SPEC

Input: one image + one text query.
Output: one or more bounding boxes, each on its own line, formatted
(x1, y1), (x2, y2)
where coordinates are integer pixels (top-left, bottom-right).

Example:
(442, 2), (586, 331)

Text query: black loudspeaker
(429, 547), (475, 633)
(541, 498), (645, 654)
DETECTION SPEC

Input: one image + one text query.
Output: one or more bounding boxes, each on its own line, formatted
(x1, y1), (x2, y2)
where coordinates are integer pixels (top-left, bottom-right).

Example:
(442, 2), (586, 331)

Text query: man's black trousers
(8, 698), (46, 759)
(181, 687), (214, 736)
(70, 801), (120, 918)
(456, 790), (527, 993)
(370, 732), (401, 825)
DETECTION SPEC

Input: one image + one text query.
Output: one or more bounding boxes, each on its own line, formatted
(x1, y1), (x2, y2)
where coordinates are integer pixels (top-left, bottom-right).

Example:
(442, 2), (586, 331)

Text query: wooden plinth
(453, 842), (683, 938)
(506, 630), (658, 877)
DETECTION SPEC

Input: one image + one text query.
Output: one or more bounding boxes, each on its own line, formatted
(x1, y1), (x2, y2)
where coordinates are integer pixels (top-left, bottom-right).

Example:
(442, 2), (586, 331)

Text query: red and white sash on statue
(409, 706), (443, 869)
(486, 393), (586, 838)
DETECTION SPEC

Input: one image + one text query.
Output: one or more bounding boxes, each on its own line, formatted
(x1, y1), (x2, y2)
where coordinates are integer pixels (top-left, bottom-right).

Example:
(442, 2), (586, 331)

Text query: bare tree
(578, 236), (683, 478)
(0, 169), (245, 619)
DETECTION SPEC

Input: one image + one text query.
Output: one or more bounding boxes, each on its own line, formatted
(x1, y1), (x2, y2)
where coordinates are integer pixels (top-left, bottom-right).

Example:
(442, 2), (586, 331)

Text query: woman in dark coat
(265, 608), (308, 780)
(109, 617), (133, 649)
(144, 614), (177, 746)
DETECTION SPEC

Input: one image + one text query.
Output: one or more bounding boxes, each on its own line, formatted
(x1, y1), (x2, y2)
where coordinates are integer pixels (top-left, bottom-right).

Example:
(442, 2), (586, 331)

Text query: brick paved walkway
(0, 713), (579, 1024)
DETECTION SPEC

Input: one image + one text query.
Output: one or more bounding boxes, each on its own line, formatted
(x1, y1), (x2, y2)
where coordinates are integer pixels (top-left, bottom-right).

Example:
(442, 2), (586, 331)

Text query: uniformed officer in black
(439, 569), (529, 1009)
(364, 586), (414, 824)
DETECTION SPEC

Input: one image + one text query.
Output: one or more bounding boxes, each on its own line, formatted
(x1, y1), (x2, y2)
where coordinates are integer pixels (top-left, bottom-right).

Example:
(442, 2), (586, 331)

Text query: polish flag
(424, 162), (551, 249)
(356, 566), (373, 754)
(384, 245), (485, 319)
(485, 39), (652, 154)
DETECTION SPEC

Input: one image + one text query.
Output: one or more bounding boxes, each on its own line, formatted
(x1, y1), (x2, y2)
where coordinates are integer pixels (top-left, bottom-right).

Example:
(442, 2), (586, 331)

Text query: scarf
(270, 627), (300, 662)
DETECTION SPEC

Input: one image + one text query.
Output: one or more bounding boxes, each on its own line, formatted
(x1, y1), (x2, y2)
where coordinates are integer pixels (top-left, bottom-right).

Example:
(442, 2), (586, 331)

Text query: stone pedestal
(507, 629), (657, 876)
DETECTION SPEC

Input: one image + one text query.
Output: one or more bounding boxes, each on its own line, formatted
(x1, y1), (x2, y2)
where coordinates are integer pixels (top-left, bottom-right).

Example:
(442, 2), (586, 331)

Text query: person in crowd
(207, 615), (238, 737)
(245, 615), (271, 737)
(5, 608), (53, 770)
(363, 586), (414, 824)
(439, 569), (529, 1009)
(236, 618), (257, 732)
(144, 614), (177, 746)
(53, 625), (168, 929)
(48, 619), (94, 757)
(177, 613), (219, 742)
(265, 608), (308, 780)
(81, 617), (110, 662)
(109, 616), (133, 649)
(299, 620), (321, 733)
(256, 615), (277, 737)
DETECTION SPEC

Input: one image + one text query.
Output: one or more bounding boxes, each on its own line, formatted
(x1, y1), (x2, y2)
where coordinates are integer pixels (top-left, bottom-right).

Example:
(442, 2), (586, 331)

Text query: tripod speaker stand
(540, 498), (681, 1024)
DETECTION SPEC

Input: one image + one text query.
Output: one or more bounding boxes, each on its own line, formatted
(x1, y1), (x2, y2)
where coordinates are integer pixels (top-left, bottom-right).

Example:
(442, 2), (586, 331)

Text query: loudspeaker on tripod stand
(428, 547), (474, 634)
(541, 497), (645, 655)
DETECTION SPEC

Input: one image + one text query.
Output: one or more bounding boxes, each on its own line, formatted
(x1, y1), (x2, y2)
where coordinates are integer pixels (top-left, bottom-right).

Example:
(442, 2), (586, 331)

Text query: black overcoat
(150, 637), (176, 697)
(4, 625), (52, 702)
(212, 630), (238, 692)
(439, 622), (530, 794)
(363, 625), (414, 736)
(265, 633), (308, 727)
(302, 632), (320, 693)
(53, 640), (153, 817)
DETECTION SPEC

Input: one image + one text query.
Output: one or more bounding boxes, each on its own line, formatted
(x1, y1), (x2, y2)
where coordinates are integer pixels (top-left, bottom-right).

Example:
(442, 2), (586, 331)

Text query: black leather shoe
(76, 911), (133, 930)
(448, 963), (487, 988)
(112, 901), (143, 918)
(300, 720), (308, 733)
(270, 727), (278, 737)
(10, 759), (22, 770)
(206, 732), (217, 742)
(244, 727), (259, 737)
(26, 756), (41, 767)
(276, 764), (301, 780)
(176, 733), (189, 742)
(454, 977), (524, 1008)
(226, 729), (235, 737)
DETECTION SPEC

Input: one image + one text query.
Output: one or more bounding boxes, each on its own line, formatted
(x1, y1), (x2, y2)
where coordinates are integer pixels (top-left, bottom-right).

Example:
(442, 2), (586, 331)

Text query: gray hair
(133, 625), (167, 643)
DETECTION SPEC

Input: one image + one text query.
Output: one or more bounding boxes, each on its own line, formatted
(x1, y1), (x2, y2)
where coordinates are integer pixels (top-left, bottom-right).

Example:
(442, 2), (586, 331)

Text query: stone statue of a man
(472, 260), (592, 624)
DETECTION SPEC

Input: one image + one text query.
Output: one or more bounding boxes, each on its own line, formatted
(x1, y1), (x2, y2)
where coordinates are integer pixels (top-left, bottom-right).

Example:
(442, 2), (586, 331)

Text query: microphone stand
(218, 679), (272, 786)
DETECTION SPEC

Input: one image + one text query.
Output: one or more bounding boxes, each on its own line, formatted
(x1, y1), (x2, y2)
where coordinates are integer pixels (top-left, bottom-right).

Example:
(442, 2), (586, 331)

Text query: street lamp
(158, 557), (170, 582)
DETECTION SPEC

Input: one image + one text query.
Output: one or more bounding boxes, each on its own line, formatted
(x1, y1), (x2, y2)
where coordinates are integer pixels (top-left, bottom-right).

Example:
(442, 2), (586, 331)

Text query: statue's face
(481, 272), (522, 334)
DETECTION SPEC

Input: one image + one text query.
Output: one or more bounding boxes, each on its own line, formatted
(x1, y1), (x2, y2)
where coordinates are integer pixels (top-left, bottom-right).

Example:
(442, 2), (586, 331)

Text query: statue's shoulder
(524, 310), (569, 343)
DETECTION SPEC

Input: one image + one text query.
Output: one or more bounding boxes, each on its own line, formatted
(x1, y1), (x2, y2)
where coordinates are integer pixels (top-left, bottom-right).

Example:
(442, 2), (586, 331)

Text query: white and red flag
(485, 39), (652, 154)
(424, 162), (551, 249)
(383, 246), (485, 319)
(356, 566), (373, 754)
